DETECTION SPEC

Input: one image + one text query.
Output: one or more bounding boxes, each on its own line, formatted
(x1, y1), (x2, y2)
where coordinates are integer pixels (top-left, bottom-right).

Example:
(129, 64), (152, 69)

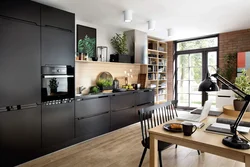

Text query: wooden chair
(138, 101), (199, 167)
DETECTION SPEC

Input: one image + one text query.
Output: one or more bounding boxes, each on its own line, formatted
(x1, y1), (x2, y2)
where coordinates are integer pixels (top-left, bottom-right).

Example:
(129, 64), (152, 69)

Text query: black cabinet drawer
(0, 106), (41, 167)
(75, 112), (110, 139)
(42, 102), (74, 148)
(111, 107), (135, 131)
(41, 5), (75, 32)
(0, 1), (40, 25)
(137, 90), (154, 106)
(111, 93), (135, 111)
(41, 27), (75, 66)
(76, 96), (110, 118)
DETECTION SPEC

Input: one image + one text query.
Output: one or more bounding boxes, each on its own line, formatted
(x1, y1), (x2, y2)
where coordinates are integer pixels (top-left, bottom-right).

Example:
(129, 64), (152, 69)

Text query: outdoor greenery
(234, 69), (250, 100)
(78, 35), (96, 58)
(219, 52), (237, 83)
(110, 33), (128, 55)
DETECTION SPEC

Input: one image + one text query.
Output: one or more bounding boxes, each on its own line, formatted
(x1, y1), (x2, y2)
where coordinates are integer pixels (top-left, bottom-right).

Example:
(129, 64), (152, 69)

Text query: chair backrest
(138, 101), (178, 143)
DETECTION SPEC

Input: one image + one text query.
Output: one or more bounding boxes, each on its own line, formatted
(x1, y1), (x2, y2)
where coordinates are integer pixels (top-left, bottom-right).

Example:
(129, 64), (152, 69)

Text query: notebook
(177, 100), (212, 122)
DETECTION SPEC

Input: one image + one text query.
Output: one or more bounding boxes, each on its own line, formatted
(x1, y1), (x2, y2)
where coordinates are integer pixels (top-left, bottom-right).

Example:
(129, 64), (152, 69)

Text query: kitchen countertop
(75, 88), (154, 100)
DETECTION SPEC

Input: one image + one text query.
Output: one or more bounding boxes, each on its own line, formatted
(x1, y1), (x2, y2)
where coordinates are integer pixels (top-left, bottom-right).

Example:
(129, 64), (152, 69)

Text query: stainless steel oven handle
(43, 75), (74, 78)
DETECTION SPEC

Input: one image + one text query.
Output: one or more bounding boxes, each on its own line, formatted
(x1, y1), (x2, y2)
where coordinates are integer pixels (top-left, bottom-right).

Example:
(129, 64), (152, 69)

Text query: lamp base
(222, 135), (250, 149)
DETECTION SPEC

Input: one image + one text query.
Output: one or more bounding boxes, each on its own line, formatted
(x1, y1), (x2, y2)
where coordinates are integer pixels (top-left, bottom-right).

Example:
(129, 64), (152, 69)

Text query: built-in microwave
(41, 65), (74, 102)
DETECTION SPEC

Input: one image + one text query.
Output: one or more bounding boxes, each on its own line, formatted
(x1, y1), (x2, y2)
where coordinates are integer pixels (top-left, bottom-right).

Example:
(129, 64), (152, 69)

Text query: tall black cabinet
(41, 5), (75, 66)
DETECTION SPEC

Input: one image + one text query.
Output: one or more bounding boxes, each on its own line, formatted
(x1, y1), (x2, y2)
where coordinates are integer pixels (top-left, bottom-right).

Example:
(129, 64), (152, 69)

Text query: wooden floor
(21, 123), (244, 167)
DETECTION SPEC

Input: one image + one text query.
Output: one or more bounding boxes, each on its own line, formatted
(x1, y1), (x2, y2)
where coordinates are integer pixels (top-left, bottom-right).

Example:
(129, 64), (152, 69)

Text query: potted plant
(219, 52), (237, 89)
(49, 78), (59, 94)
(96, 78), (113, 91)
(234, 69), (250, 111)
(110, 33), (129, 62)
(77, 35), (96, 61)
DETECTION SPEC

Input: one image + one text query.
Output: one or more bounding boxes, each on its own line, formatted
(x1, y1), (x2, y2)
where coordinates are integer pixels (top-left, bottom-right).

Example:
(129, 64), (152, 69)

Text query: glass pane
(178, 94), (189, 107)
(190, 68), (202, 81)
(190, 53), (202, 67)
(177, 37), (218, 51)
(208, 65), (217, 75)
(190, 94), (202, 107)
(190, 81), (202, 93)
(208, 51), (217, 66)
(177, 54), (189, 67)
(178, 68), (189, 80)
(177, 81), (189, 93)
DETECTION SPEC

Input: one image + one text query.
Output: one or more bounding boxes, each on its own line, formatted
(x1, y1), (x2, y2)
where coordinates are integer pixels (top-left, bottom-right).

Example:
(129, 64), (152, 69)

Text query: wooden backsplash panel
(75, 61), (141, 94)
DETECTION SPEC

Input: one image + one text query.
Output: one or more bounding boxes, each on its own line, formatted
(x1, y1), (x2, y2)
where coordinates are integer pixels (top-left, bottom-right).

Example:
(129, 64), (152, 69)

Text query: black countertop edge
(75, 88), (155, 100)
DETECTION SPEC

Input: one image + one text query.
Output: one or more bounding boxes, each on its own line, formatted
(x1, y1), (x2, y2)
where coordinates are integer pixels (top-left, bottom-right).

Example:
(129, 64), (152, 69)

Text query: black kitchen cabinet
(75, 96), (110, 139)
(111, 93), (136, 111)
(136, 90), (154, 106)
(0, 106), (41, 167)
(41, 5), (75, 32)
(42, 102), (74, 148)
(0, 0), (40, 25)
(76, 112), (110, 139)
(111, 107), (136, 131)
(41, 27), (75, 66)
(0, 17), (41, 107)
(75, 96), (110, 118)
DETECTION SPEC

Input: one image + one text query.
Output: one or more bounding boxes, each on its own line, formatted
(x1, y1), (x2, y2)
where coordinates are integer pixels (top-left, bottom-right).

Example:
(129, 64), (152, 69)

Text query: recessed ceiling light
(124, 10), (132, 23)
(148, 20), (156, 31)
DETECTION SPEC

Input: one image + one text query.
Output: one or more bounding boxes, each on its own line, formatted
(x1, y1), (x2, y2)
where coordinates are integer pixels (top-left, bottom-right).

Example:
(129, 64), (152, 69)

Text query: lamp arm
(211, 73), (250, 134)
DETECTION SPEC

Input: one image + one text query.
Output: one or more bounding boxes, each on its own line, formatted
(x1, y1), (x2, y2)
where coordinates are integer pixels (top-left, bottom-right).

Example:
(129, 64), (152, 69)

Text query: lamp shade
(124, 10), (132, 22)
(148, 20), (156, 30)
(198, 77), (219, 91)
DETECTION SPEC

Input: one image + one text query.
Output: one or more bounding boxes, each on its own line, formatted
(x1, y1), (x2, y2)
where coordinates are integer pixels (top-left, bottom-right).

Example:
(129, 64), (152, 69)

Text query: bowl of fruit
(122, 84), (134, 91)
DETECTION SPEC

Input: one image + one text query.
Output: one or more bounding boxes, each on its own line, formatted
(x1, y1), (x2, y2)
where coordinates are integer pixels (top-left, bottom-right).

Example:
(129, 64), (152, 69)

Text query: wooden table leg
(245, 155), (250, 167)
(150, 134), (158, 167)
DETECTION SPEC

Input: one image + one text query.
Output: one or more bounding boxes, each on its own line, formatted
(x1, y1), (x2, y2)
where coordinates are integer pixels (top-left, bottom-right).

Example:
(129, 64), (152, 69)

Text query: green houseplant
(96, 78), (113, 91)
(234, 69), (250, 111)
(77, 35), (96, 60)
(219, 52), (237, 88)
(49, 78), (59, 94)
(110, 33), (128, 55)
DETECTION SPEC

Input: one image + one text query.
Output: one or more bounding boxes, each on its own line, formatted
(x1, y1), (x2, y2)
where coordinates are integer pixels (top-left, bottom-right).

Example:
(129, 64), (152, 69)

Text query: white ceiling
(34, 0), (250, 41)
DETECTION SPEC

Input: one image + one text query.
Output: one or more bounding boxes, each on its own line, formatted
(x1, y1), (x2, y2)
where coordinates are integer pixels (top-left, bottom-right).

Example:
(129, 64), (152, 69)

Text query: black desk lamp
(198, 72), (250, 149)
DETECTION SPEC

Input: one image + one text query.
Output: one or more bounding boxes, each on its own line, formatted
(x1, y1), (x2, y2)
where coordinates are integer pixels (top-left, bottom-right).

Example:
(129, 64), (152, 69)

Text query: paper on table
(181, 121), (205, 128)
(211, 123), (250, 133)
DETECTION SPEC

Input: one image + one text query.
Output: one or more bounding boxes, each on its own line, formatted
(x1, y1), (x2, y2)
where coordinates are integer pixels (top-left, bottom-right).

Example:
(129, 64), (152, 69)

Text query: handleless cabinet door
(137, 90), (154, 106)
(42, 102), (74, 148)
(41, 5), (75, 32)
(0, 106), (41, 167)
(0, 1), (40, 25)
(0, 18), (40, 107)
(41, 27), (74, 66)
(111, 93), (135, 111)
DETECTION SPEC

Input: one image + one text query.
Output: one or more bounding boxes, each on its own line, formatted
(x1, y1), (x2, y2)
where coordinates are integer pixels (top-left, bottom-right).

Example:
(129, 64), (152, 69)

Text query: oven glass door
(42, 75), (74, 102)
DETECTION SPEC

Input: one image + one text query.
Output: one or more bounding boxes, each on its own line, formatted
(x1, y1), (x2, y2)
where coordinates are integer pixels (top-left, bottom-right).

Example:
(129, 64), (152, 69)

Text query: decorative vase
(233, 99), (250, 112)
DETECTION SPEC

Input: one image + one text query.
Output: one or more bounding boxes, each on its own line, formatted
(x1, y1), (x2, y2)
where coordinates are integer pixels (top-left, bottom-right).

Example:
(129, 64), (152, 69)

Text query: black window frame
(174, 34), (219, 109)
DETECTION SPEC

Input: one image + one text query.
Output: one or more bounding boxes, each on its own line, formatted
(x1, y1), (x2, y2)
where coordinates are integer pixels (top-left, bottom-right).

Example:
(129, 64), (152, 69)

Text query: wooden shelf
(146, 37), (168, 103)
(75, 60), (142, 66)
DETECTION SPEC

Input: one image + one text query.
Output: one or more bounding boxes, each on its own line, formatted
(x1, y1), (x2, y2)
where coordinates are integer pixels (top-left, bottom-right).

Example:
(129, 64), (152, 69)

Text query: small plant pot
(233, 99), (250, 112)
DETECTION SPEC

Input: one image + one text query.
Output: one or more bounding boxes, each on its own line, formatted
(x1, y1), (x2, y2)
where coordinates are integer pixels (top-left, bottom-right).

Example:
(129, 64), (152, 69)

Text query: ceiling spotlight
(167, 28), (173, 37)
(124, 10), (133, 22)
(148, 20), (156, 31)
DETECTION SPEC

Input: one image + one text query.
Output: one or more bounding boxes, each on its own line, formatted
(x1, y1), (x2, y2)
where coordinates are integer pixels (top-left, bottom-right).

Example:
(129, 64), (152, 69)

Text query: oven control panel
(43, 98), (74, 105)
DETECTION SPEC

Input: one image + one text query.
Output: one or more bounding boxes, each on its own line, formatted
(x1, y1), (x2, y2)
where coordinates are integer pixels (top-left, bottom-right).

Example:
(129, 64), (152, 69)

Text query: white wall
(76, 19), (121, 61)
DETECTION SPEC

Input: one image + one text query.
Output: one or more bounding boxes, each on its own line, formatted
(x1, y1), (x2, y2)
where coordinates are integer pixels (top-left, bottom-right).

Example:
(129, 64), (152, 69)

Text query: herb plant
(110, 33), (128, 55)
(235, 69), (250, 100)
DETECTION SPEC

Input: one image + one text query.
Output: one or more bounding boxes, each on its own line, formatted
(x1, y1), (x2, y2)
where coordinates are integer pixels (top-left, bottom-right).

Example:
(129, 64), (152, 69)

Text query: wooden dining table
(149, 114), (250, 167)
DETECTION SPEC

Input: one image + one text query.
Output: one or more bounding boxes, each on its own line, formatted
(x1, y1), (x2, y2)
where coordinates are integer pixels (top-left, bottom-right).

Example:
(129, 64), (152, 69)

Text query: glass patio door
(177, 53), (202, 108)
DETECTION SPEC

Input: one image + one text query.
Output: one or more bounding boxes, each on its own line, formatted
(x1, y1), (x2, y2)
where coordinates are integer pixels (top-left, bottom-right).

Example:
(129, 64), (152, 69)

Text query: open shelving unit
(141, 38), (168, 103)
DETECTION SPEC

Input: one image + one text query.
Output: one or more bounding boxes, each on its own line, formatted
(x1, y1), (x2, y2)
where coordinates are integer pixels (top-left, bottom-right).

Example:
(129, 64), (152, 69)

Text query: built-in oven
(41, 65), (74, 102)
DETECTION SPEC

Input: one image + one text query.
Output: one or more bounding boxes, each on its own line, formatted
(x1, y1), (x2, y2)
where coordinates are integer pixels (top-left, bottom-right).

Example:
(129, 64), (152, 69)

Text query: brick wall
(219, 29), (250, 70)
(166, 28), (250, 100)
(167, 41), (174, 100)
